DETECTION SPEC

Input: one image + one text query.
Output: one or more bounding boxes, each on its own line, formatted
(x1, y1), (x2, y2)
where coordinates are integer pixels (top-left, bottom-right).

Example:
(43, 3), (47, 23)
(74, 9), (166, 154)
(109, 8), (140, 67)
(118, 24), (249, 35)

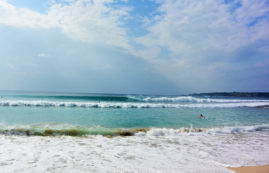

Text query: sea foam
(0, 126), (269, 173)
(0, 100), (269, 108)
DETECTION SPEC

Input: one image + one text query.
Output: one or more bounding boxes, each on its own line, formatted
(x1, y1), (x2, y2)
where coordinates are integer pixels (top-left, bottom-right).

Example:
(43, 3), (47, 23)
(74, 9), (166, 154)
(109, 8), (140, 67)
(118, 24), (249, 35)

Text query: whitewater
(1, 126), (269, 173)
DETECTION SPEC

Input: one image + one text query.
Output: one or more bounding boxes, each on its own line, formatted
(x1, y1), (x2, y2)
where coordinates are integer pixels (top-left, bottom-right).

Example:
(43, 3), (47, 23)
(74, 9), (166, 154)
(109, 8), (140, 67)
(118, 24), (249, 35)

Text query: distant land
(191, 92), (269, 98)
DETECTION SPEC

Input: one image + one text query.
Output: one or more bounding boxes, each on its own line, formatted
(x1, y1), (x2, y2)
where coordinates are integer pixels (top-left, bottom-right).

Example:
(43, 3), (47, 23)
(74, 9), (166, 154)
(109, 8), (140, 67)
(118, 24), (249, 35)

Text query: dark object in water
(199, 114), (205, 119)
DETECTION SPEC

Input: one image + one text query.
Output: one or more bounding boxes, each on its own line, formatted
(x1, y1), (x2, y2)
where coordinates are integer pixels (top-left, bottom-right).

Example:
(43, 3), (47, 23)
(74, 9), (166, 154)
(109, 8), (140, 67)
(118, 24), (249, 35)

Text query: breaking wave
(0, 123), (268, 137)
(0, 100), (269, 108)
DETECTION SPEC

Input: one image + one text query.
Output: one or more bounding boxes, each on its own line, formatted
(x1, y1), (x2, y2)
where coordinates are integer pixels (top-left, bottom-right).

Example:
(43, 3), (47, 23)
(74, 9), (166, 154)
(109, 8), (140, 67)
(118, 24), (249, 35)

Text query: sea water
(0, 91), (269, 172)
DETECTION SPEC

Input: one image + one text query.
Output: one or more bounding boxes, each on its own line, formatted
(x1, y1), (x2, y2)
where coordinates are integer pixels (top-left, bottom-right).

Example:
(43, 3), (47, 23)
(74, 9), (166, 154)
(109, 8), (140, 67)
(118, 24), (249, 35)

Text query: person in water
(199, 114), (205, 119)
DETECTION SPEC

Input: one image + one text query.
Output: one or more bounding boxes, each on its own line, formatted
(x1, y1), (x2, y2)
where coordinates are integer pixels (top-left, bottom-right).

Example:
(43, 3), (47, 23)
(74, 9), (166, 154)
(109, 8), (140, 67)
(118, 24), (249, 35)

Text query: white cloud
(134, 0), (269, 92)
(48, 0), (131, 49)
(0, 0), (131, 49)
(137, 0), (269, 55)
(0, 0), (58, 28)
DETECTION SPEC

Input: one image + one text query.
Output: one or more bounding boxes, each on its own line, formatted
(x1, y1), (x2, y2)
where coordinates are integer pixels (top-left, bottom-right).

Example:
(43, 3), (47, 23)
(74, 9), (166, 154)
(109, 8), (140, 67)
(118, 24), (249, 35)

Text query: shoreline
(1, 134), (269, 172)
(228, 164), (269, 173)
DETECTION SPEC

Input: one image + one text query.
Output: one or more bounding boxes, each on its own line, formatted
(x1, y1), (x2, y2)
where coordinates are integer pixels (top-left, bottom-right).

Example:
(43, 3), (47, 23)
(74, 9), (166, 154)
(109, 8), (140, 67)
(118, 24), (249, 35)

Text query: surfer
(199, 114), (205, 119)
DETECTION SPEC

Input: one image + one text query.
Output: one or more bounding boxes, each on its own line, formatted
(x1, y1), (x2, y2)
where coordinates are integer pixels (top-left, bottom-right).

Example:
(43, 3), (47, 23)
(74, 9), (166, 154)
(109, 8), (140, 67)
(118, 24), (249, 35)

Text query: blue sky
(0, 0), (269, 94)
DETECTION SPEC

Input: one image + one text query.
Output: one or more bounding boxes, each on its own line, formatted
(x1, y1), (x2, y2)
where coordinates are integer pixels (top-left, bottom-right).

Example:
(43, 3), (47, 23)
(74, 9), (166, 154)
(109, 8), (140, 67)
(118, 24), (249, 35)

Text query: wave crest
(0, 124), (268, 137)
(0, 100), (269, 108)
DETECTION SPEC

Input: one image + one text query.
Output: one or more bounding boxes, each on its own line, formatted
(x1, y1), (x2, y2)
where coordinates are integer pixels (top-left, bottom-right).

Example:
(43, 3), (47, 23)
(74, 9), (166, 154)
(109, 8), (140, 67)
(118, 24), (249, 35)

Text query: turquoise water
(0, 107), (269, 128)
(0, 91), (269, 135)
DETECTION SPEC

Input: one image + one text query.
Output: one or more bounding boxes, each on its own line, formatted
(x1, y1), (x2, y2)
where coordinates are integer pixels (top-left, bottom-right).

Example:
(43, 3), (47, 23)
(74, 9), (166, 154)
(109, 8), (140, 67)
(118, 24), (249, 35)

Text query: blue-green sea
(1, 91), (269, 172)
(0, 90), (269, 136)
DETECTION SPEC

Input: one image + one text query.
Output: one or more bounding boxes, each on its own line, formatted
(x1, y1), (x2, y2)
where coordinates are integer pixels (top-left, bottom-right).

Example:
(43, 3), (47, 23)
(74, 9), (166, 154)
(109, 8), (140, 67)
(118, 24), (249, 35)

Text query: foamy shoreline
(0, 130), (269, 173)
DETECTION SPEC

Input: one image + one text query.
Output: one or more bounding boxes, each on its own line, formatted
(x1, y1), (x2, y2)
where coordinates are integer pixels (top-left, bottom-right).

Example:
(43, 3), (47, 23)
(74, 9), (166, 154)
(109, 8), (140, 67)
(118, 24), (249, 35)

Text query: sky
(0, 0), (269, 95)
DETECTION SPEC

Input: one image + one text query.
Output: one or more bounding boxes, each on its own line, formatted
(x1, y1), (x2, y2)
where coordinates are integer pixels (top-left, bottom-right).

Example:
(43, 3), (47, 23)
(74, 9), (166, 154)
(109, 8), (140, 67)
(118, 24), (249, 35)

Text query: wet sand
(228, 164), (269, 173)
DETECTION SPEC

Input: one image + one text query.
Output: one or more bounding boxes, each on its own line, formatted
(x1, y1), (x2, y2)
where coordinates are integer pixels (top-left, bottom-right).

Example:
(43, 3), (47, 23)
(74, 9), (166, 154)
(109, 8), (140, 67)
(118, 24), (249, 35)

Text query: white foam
(0, 100), (269, 108)
(0, 128), (268, 172)
(135, 124), (269, 137)
(207, 124), (269, 134)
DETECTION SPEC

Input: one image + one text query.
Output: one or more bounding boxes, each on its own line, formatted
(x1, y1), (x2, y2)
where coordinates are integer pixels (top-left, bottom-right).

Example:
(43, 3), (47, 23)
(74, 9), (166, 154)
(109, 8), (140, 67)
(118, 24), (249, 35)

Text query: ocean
(0, 91), (269, 172)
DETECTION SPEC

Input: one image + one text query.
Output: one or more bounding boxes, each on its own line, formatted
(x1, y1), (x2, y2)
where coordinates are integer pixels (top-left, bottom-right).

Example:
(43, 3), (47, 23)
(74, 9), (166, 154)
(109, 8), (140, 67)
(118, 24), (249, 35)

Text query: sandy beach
(228, 164), (269, 173)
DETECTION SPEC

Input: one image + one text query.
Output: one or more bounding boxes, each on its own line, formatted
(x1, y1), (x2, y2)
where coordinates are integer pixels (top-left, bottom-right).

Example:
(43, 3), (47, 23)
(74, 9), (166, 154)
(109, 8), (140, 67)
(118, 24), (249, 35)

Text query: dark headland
(190, 92), (269, 98)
